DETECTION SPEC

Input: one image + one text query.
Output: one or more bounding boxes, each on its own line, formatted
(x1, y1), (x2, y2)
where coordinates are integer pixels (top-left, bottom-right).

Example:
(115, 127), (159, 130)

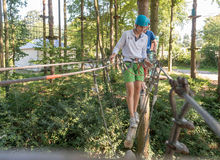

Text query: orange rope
(46, 75), (62, 80)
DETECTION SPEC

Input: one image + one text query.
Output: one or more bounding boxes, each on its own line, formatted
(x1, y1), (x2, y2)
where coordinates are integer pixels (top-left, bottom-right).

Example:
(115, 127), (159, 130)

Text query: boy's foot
(134, 112), (140, 124)
(129, 117), (138, 128)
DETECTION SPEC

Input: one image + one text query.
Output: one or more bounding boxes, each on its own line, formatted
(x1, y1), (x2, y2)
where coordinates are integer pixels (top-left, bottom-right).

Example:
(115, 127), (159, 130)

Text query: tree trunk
(43, 0), (47, 75)
(64, 0), (67, 62)
(168, 0), (174, 72)
(150, 0), (159, 35)
(137, 0), (149, 16)
(190, 0), (197, 79)
(0, 0), (5, 67)
(48, 0), (55, 76)
(94, 0), (105, 60)
(110, 0), (114, 54)
(218, 39), (220, 101)
(0, 0), (4, 67)
(81, 0), (84, 70)
(136, 0), (150, 159)
(11, 24), (15, 67)
(114, 0), (118, 45)
(114, 0), (120, 69)
(3, 0), (9, 95)
(58, 0), (62, 72)
(94, 0), (106, 84)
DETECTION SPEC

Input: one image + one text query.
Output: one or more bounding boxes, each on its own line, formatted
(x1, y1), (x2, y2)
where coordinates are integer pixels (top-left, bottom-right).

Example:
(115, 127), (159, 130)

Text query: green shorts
(123, 62), (144, 82)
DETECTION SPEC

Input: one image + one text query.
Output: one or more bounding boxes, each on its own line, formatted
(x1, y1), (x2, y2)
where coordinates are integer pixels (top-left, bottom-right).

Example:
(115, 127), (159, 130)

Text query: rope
(0, 60), (103, 72)
(0, 65), (110, 86)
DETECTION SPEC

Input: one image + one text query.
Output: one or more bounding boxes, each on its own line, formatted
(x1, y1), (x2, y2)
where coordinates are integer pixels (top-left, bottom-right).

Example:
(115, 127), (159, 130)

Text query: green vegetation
(0, 70), (219, 158)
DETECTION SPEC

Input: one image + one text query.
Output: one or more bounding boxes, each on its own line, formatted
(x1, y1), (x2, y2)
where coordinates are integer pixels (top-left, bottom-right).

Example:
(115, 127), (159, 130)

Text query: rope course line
(0, 60), (102, 72)
(0, 65), (110, 86)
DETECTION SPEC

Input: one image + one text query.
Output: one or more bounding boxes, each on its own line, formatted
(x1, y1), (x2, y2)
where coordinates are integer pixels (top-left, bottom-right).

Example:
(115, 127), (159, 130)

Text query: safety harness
(122, 58), (150, 77)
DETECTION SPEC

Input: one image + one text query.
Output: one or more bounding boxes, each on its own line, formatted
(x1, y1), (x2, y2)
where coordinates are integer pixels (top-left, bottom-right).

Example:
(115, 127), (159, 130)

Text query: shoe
(129, 117), (138, 128)
(134, 112), (140, 124)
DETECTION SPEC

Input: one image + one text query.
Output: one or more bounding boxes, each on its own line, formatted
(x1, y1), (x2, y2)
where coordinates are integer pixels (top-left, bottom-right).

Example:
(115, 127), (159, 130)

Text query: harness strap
(123, 60), (145, 76)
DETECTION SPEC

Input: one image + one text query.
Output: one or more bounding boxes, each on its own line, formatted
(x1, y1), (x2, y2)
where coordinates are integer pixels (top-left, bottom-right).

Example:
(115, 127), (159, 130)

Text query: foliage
(200, 44), (218, 68)
(0, 70), (219, 159)
(6, 0), (29, 62)
(0, 70), (128, 158)
(150, 73), (220, 158)
(200, 15), (220, 67)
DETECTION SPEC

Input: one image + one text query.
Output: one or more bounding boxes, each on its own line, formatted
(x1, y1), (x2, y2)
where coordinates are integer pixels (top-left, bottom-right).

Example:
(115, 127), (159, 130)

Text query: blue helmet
(135, 15), (150, 27)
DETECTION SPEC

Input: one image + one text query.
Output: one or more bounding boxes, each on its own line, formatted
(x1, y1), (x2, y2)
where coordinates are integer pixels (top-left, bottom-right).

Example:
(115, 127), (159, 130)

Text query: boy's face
(136, 25), (148, 34)
(143, 25), (149, 33)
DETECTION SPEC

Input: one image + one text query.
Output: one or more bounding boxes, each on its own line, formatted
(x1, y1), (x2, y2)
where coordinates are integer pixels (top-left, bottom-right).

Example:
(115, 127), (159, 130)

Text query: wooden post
(136, 93), (150, 158)
(190, 0), (200, 79)
(124, 127), (137, 149)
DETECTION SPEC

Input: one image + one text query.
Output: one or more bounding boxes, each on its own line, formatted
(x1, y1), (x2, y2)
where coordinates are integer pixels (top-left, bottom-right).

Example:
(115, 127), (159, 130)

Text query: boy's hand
(144, 59), (153, 68)
(109, 54), (116, 63)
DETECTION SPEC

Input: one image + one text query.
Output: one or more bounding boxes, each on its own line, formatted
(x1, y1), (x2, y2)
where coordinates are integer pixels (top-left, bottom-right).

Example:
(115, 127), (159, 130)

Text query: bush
(200, 44), (218, 68)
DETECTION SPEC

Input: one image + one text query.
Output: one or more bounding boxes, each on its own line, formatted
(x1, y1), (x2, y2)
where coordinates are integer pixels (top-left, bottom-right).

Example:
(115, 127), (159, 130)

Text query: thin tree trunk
(0, 0), (4, 67)
(48, 0), (55, 76)
(218, 39), (220, 101)
(8, 6), (15, 67)
(137, 0), (149, 16)
(114, 0), (118, 45)
(150, 0), (159, 35)
(94, 0), (105, 59)
(3, 0), (9, 95)
(110, 0), (114, 54)
(114, 0), (119, 69)
(136, 0), (150, 159)
(190, 0), (197, 79)
(11, 24), (15, 67)
(64, 0), (67, 62)
(43, 0), (47, 75)
(168, 0), (174, 72)
(94, 0), (106, 83)
(96, 37), (99, 67)
(58, 0), (62, 72)
(81, 0), (84, 70)
(101, 4), (104, 53)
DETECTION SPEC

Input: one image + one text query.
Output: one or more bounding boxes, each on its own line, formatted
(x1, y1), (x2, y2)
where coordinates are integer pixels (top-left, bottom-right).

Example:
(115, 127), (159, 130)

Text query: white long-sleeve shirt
(112, 29), (148, 62)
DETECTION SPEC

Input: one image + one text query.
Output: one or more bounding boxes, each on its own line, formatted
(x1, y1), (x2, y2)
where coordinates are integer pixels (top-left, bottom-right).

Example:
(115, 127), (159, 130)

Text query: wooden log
(123, 150), (137, 160)
(124, 126), (137, 149)
(159, 75), (167, 80)
(137, 93), (150, 158)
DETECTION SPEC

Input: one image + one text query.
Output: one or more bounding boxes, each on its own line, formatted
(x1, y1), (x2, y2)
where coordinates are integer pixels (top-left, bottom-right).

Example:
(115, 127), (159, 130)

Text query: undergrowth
(0, 70), (219, 159)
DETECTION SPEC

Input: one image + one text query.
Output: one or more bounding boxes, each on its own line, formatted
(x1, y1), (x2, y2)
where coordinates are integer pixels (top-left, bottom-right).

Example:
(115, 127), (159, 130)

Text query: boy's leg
(126, 82), (134, 117)
(133, 80), (142, 113)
